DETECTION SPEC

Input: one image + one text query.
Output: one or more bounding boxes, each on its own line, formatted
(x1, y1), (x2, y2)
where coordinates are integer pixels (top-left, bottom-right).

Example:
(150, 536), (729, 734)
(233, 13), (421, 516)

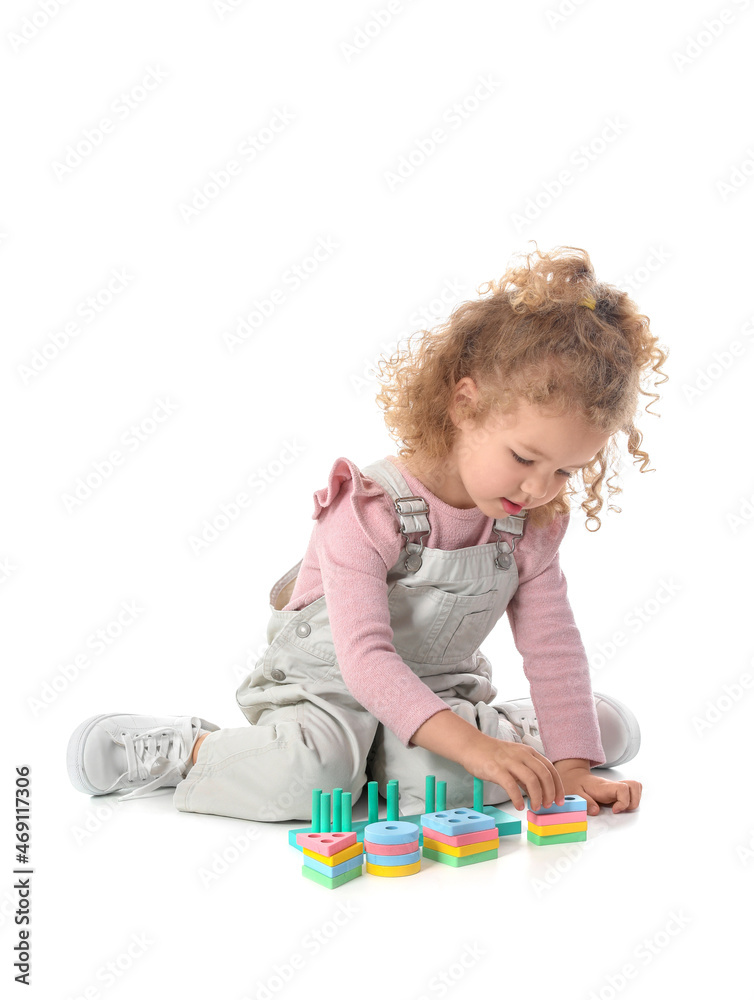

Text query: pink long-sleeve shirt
(283, 455), (606, 767)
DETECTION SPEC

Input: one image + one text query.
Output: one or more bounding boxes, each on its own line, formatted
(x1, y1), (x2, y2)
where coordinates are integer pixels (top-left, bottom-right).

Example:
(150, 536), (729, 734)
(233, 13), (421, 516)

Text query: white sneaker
(497, 692), (640, 768)
(67, 713), (219, 801)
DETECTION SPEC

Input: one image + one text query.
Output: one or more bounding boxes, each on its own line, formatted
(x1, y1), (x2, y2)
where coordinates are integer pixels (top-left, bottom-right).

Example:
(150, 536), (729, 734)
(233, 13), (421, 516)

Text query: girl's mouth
(501, 498), (523, 515)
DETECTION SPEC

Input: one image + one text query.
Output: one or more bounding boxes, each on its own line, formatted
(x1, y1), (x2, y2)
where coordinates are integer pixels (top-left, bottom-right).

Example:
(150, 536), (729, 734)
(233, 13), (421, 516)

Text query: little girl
(67, 245), (667, 822)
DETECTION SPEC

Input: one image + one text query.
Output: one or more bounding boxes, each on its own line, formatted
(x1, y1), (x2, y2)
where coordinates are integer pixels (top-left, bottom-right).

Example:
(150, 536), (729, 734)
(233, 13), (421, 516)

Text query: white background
(3, 0), (753, 997)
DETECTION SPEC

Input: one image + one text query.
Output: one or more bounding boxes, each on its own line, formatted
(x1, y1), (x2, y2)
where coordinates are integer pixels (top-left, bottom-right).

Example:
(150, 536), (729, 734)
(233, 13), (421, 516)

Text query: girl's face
(432, 380), (612, 517)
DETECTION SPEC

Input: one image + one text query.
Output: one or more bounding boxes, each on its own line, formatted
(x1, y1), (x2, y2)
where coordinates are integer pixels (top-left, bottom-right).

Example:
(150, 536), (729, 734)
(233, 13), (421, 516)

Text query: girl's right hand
(460, 733), (565, 812)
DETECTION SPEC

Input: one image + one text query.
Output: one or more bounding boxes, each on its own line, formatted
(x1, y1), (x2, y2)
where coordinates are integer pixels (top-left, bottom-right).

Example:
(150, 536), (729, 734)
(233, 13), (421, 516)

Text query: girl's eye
(511, 451), (572, 478)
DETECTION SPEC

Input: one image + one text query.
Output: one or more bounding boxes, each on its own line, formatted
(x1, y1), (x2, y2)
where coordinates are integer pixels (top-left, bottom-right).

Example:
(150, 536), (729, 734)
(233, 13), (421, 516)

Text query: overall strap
(360, 457), (527, 572)
(360, 458), (430, 571)
(491, 511), (527, 569)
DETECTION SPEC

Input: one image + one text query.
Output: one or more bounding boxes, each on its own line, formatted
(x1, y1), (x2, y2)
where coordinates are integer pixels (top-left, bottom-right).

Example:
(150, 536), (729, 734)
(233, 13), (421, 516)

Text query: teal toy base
(289, 805), (521, 851)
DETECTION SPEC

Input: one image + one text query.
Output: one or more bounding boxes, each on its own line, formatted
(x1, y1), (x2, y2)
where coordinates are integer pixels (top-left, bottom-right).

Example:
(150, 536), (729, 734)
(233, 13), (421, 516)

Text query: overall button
(270, 668), (286, 681)
(295, 622), (311, 637)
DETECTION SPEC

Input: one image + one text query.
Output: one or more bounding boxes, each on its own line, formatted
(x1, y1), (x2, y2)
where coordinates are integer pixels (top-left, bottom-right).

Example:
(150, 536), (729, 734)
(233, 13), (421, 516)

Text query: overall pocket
(387, 582), (497, 666)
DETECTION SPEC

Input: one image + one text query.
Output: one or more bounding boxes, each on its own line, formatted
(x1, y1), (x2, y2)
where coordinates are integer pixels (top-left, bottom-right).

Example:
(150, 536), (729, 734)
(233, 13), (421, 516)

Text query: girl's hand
(460, 733), (565, 812)
(554, 759), (642, 815)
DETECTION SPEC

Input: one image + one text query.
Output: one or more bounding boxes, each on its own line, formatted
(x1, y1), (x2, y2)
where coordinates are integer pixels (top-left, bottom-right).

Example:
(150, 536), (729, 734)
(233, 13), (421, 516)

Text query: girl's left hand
(555, 763), (642, 815)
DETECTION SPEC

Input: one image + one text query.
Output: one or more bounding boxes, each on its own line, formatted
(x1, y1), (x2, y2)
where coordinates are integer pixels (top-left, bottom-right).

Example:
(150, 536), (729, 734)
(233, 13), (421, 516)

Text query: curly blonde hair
(375, 243), (669, 531)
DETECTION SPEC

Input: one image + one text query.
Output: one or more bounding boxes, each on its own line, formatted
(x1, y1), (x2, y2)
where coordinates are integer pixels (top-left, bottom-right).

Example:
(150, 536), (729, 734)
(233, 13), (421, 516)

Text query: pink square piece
(526, 809), (587, 826)
(295, 831), (357, 856)
(421, 825), (500, 847)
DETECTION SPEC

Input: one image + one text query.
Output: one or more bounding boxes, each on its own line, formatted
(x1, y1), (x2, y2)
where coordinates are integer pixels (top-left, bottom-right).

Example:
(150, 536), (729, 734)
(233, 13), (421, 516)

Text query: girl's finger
(510, 764), (544, 812)
(521, 753), (561, 810)
(611, 782), (631, 813)
(617, 779), (642, 812)
(582, 791), (601, 816)
(500, 776), (526, 811)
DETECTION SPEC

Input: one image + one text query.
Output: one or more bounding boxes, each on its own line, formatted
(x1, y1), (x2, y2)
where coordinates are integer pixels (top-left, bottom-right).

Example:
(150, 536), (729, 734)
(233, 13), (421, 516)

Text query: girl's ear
(450, 377), (478, 428)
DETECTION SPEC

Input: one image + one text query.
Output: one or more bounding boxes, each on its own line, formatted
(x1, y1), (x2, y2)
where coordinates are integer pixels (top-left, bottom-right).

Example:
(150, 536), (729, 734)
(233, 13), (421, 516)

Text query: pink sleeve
(506, 513), (606, 767)
(313, 458), (451, 748)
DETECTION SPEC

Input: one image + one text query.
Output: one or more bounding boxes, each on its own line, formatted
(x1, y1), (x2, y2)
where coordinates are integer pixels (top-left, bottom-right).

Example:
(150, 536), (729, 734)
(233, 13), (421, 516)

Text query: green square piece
(301, 864), (363, 888)
(422, 846), (498, 867)
(527, 829), (587, 846)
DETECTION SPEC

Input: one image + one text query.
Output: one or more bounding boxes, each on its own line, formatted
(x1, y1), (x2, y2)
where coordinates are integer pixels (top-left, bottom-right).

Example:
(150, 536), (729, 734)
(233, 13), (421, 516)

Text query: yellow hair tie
(579, 296), (596, 310)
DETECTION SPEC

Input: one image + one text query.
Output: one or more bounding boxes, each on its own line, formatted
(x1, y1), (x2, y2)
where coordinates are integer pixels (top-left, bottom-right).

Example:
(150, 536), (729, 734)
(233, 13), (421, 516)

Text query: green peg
(332, 788), (342, 832)
(341, 792), (352, 832)
(474, 777), (483, 813)
(368, 781), (379, 824)
(320, 792), (331, 833)
(311, 789), (322, 833)
(425, 775), (436, 814)
(387, 780), (398, 821)
(436, 780), (447, 812)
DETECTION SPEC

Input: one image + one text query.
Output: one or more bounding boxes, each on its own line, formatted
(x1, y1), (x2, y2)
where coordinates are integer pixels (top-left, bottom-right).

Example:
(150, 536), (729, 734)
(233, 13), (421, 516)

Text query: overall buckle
(394, 496), (430, 571)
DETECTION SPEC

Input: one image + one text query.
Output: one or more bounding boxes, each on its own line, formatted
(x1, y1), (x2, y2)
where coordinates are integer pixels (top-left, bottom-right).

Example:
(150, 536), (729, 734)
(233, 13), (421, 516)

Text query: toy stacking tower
(364, 780), (421, 877)
(420, 775), (500, 867)
(297, 788), (364, 888)
(526, 794), (588, 845)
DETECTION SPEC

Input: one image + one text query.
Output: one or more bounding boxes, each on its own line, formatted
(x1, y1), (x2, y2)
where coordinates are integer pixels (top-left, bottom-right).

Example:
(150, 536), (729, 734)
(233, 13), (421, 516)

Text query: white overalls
(173, 457), (527, 821)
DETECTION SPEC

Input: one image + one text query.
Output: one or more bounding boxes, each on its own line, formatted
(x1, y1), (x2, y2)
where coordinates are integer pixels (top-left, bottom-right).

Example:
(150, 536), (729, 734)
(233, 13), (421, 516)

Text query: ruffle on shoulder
(311, 457), (386, 520)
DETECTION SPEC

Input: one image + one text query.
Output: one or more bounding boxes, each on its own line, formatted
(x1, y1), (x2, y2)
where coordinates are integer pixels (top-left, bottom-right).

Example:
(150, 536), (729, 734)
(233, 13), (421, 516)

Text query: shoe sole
(67, 713), (126, 795)
(593, 692), (641, 768)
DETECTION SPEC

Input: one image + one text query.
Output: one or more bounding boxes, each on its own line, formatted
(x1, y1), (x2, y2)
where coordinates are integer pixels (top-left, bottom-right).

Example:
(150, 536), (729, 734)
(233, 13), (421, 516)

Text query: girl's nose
(521, 475), (548, 501)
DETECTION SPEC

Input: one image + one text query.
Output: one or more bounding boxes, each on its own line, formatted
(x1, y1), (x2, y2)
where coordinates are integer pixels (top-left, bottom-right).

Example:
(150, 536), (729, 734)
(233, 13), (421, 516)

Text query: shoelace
(109, 725), (192, 803)
(515, 712), (544, 751)
(518, 713), (539, 739)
